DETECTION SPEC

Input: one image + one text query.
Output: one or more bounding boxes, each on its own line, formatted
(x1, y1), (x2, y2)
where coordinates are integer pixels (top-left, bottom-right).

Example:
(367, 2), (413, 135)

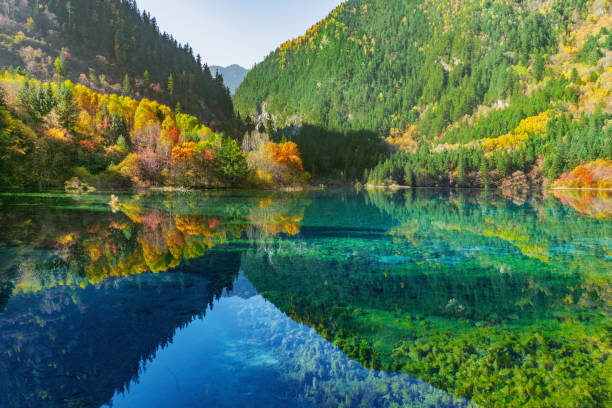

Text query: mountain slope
(235, 0), (612, 184)
(0, 0), (233, 127)
(211, 65), (248, 94)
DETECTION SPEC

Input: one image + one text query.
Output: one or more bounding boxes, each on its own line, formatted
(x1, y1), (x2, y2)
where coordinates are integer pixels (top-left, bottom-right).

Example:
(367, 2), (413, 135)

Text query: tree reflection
(242, 189), (612, 407)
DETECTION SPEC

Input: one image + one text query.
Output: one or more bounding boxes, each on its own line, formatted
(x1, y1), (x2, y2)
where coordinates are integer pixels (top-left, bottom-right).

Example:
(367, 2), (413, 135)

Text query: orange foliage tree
(266, 141), (304, 172)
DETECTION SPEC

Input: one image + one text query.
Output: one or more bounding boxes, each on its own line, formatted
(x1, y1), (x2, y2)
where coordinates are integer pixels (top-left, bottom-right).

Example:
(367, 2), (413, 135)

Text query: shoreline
(550, 187), (612, 191)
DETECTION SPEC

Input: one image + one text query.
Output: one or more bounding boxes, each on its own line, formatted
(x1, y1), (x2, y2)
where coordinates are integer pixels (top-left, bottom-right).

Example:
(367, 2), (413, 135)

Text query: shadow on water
(0, 249), (240, 408)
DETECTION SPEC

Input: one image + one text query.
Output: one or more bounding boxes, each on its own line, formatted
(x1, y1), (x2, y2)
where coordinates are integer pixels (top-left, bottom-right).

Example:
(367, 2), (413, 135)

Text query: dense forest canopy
(235, 0), (612, 185)
(1, 0), (611, 189)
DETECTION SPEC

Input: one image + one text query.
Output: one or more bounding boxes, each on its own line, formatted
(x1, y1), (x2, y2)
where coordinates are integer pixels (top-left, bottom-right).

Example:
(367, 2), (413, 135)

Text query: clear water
(0, 189), (610, 408)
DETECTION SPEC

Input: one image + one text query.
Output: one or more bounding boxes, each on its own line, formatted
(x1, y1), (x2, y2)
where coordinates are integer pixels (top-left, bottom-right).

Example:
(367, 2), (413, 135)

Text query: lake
(0, 189), (610, 408)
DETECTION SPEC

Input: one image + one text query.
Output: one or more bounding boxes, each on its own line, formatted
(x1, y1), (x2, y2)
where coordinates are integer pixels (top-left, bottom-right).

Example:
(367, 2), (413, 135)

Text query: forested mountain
(0, 0), (233, 127)
(211, 65), (249, 94)
(234, 0), (612, 185)
(0, 1), (312, 190)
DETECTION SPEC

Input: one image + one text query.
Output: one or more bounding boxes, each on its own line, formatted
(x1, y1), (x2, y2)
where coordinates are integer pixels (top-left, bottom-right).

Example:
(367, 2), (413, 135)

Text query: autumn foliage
(480, 111), (550, 152)
(241, 129), (309, 187)
(554, 160), (612, 189)
(266, 141), (304, 172)
(0, 69), (248, 189)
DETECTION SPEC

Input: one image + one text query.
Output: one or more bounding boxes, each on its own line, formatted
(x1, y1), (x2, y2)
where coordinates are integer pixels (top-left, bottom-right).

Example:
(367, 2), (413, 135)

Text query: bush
(71, 166), (95, 185)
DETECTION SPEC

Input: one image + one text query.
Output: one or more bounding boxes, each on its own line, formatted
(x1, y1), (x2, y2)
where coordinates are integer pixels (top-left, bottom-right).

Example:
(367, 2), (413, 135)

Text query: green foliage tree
(56, 84), (77, 129)
(457, 156), (467, 187)
(479, 158), (489, 188)
(53, 57), (65, 78)
(216, 135), (248, 186)
(18, 81), (56, 122)
(109, 113), (129, 146)
(122, 74), (130, 94)
(534, 53), (544, 81)
(168, 73), (174, 96)
(403, 165), (413, 187)
(577, 35), (603, 64)
(605, 32), (612, 50)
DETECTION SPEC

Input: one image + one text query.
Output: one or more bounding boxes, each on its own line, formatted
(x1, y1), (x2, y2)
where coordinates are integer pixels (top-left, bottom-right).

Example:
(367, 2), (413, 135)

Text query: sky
(135, 0), (344, 69)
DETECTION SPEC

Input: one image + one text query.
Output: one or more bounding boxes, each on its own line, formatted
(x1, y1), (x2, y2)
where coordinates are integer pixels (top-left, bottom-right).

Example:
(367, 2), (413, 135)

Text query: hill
(211, 64), (249, 94)
(234, 0), (612, 185)
(0, 2), (312, 191)
(0, 0), (233, 128)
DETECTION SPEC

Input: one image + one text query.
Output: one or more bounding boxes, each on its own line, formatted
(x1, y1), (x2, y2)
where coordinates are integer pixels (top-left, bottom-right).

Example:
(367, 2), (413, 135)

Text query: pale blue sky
(136, 0), (344, 68)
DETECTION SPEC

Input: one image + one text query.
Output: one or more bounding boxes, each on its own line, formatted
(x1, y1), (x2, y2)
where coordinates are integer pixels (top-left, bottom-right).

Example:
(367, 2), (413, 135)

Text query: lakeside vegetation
(0, 69), (309, 190)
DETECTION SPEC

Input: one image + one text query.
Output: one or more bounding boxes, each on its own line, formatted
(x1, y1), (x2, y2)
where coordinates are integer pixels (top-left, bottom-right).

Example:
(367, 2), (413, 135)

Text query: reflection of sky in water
(105, 274), (471, 408)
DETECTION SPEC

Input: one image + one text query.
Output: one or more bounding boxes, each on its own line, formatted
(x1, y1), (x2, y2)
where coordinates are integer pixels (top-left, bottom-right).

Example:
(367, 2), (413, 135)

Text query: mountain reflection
(0, 248), (241, 408)
(0, 190), (610, 408)
(241, 189), (612, 407)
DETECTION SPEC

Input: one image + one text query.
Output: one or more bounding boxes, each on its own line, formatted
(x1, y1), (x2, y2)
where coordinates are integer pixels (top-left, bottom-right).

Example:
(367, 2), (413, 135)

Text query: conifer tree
(168, 74), (174, 96)
(122, 74), (130, 94)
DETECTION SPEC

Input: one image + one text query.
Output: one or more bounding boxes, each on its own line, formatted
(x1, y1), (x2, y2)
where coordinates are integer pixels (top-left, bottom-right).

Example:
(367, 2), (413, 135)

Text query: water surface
(0, 189), (610, 407)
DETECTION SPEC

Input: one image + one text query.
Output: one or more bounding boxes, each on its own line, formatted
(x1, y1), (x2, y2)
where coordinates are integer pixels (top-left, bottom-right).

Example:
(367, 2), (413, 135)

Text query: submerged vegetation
(241, 189), (612, 407)
(0, 187), (611, 407)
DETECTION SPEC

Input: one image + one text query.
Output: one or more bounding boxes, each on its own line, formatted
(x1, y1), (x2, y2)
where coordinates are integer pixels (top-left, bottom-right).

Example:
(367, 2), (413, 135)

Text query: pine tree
(56, 84), (77, 129)
(457, 156), (467, 187)
(122, 74), (130, 94)
(534, 53), (544, 81)
(570, 68), (581, 84)
(479, 158), (489, 188)
(168, 74), (174, 95)
(143, 70), (150, 86)
(404, 165), (413, 186)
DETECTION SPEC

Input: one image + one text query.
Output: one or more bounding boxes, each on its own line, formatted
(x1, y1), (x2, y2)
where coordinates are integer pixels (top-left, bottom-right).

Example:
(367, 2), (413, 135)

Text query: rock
(501, 171), (529, 203)
(64, 177), (95, 194)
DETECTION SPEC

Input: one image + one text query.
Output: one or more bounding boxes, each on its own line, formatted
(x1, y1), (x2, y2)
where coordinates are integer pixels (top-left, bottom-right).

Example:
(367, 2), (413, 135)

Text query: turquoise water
(0, 189), (610, 407)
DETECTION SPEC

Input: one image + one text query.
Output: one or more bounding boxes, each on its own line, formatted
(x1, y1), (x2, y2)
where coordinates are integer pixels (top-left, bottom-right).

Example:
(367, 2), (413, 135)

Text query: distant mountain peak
(210, 65), (249, 94)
